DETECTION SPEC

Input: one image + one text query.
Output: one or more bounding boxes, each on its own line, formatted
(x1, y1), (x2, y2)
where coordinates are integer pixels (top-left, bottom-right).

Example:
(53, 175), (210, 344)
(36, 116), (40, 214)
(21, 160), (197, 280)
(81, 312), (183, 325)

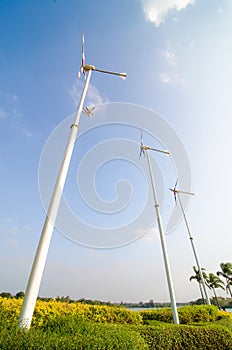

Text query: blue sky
(1, 0), (232, 303)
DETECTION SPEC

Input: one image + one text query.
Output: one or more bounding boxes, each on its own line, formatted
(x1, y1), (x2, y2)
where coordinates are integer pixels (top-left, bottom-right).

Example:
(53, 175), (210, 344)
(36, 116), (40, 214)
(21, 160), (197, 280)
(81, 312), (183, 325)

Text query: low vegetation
(0, 297), (232, 349)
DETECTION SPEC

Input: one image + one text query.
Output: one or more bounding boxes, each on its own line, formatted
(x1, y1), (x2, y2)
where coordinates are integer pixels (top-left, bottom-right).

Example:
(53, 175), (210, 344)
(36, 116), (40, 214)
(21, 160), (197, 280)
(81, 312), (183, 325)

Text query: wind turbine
(170, 181), (211, 305)
(18, 33), (126, 330)
(78, 33), (126, 80)
(140, 129), (179, 325)
(82, 106), (95, 117)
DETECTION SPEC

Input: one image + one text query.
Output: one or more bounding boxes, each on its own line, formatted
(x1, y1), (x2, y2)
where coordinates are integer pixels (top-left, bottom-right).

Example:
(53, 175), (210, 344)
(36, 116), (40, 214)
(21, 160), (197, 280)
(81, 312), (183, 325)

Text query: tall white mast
(140, 133), (179, 325)
(18, 34), (126, 330)
(170, 185), (210, 305)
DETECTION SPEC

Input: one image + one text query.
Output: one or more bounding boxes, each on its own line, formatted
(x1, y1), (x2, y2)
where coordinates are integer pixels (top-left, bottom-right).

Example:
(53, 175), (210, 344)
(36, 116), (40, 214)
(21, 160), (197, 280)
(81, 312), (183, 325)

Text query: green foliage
(140, 305), (220, 324)
(0, 318), (148, 350)
(140, 307), (173, 323)
(0, 292), (12, 298)
(0, 297), (142, 328)
(32, 301), (143, 327)
(138, 323), (232, 350)
(1, 298), (232, 350)
(178, 305), (219, 324)
(15, 291), (25, 299)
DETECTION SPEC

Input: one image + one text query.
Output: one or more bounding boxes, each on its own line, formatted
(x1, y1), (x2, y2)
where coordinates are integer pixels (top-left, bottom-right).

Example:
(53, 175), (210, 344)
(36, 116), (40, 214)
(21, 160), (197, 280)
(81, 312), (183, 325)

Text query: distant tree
(217, 262), (232, 298)
(190, 266), (207, 304)
(205, 273), (225, 310)
(56, 296), (71, 303)
(191, 298), (206, 305)
(0, 292), (12, 298)
(15, 291), (25, 299)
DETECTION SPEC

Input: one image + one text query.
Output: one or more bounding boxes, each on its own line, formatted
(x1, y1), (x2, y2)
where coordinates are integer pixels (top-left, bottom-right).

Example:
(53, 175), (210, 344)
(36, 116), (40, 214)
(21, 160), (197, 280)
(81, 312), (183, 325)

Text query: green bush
(138, 323), (232, 350)
(178, 305), (219, 324)
(0, 320), (148, 350)
(140, 305), (220, 324)
(81, 304), (143, 325)
(140, 307), (173, 324)
(1, 301), (232, 350)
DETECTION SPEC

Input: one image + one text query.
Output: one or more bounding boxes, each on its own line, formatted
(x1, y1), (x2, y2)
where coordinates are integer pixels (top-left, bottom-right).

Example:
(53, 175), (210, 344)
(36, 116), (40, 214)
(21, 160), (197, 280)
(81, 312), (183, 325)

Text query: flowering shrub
(0, 297), (142, 327)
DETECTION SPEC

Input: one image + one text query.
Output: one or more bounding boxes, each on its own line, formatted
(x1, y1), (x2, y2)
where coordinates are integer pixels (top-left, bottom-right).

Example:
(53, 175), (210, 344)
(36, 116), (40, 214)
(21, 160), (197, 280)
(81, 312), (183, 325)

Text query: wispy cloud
(70, 80), (108, 108)
(160, 73), (184, 84)
(1, 93), (33, 138)
(1, 217), (13, 223)
(0, 107), (6, 119)
(1, 219), (32, 247)
(21, 128), (32, 138)
(134, 227), (159, 242)
(140, 0), (195, 27)
(163, 42), (176, 66)
(144, 227), (159, 241)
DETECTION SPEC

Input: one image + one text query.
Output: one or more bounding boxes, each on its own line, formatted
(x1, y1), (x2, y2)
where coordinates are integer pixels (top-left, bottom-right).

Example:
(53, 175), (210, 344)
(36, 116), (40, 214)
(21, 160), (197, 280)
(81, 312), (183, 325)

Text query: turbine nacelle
(82, 106), (95, 117)
(170, 180), (195, 204)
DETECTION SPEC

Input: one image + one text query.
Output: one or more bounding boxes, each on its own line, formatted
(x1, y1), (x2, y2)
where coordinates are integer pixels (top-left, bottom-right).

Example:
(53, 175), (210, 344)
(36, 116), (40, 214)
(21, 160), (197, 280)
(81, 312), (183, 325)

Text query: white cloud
(163, 42), (176, 65)
(160, 73), (184, 84)
(134, 227), (159, 242)
(0, 107), (6, 119)
(140, 0), (195, 26)
(1, 218), (13, 223)
(70, 80), (108, 109)
(144, 227), (159, 241)
(164, 49), (176, 65)
(21, 128), (32, 138)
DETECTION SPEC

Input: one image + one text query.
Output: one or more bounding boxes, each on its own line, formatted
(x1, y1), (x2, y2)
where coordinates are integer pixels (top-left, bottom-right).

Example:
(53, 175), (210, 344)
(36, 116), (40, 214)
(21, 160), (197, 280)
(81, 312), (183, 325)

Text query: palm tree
(190, 266), (208, 304)
(217, 262), (232, 298)
(205, 273), (225, 309)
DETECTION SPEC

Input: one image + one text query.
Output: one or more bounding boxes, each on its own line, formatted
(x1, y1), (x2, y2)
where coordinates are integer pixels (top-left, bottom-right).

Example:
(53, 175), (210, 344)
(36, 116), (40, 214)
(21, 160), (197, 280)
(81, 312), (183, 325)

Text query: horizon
(1, 0), (232, 304)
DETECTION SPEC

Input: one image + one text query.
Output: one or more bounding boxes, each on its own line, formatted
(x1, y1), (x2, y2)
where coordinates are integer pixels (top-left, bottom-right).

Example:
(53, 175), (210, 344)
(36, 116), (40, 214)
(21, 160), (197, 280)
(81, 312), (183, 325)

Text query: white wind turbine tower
(170, 182), (211, 305)
(18, 33), (126, 330)
(140, 129), (179, 325)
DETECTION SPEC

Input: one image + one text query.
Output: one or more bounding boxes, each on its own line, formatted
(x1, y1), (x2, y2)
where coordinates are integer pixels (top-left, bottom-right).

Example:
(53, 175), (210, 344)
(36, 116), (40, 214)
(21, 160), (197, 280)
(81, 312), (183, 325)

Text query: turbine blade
(139, 127), (145, 158)
(169, 187), (177, 204)
(174, 180), (178, 204)
(82, 32), (85, 68)
(141, 127), (144, 146)
(174, 179), (178, 190)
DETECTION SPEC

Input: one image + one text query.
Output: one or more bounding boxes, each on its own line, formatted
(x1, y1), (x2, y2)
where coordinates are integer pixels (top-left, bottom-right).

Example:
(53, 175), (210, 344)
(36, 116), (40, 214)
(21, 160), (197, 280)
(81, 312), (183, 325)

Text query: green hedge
(138, 323), (232, 350)
(1, 302), (232, 350)
(0, 319), (148, 350)
(140, 305), (220, 324)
